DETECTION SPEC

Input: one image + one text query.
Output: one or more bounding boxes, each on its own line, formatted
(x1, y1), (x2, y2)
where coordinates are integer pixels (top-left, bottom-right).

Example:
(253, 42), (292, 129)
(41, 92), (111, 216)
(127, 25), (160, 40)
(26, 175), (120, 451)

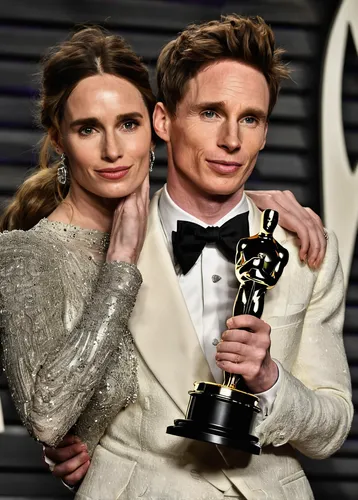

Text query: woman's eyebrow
(70, 112), (144, 128)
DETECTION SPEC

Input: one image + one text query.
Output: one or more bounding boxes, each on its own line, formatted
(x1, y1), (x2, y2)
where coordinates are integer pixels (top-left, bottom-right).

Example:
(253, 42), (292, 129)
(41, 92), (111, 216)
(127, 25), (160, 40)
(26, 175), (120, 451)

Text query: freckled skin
(161, 59), (269, 222)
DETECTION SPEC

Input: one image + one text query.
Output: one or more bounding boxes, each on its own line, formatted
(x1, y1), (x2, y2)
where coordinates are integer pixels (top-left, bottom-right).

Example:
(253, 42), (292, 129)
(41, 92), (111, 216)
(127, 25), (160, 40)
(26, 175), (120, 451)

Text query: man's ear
(259, 121), (268, 151)
(153, 102), (171, 142)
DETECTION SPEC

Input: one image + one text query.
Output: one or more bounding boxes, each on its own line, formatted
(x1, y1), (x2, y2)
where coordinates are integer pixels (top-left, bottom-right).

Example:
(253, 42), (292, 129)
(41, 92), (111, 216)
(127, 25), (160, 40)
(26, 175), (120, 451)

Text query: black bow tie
(172, 212), (249, 275)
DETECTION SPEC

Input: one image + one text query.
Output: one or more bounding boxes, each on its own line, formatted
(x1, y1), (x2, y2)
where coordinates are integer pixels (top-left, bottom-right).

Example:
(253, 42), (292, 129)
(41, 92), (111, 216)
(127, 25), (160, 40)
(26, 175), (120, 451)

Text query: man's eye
(202, 110), (217, 119)
(243, 117), (257, 125)
(79, 127), (94, 136)
(123, 120), (138, 131)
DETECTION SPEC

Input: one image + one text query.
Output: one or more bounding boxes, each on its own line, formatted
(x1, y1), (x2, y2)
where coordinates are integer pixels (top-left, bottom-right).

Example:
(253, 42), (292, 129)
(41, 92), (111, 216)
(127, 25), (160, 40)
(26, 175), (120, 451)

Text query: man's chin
(200, 180), (245, 198)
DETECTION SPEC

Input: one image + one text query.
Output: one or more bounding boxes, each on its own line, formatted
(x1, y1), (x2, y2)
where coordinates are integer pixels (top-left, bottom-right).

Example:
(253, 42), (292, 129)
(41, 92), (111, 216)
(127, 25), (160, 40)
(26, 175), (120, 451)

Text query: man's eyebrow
(190, 102), (267, 120)
(243, 107), (268, 120)
(190, 101), (227, 113)
(69, 112), (144, 128)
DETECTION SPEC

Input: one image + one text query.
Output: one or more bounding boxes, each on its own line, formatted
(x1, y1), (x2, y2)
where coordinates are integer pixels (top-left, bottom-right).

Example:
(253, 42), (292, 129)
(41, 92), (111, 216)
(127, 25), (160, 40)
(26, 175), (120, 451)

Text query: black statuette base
(166, 382), (261, 455)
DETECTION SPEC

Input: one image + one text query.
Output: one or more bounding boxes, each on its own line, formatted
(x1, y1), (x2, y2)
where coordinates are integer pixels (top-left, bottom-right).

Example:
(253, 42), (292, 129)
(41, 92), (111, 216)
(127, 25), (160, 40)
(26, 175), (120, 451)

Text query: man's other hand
(44, 434), (90, 487)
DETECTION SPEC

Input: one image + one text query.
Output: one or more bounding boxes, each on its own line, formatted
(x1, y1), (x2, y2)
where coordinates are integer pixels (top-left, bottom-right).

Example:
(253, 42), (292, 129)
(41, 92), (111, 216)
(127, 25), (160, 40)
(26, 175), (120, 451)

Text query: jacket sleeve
(256, 230), (353, 459)
(0, 231), (141, 447)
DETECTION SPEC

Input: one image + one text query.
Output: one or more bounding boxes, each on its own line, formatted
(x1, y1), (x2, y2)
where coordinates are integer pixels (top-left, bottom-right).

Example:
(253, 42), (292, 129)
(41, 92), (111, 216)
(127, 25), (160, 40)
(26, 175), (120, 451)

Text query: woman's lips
(206, 159), (243, 174)
(95, 167), (131, 180)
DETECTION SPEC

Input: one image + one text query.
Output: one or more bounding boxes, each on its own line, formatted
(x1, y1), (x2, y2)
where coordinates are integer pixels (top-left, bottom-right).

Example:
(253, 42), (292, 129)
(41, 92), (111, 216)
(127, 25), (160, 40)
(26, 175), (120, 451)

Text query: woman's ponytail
(0, 135), (67, 231)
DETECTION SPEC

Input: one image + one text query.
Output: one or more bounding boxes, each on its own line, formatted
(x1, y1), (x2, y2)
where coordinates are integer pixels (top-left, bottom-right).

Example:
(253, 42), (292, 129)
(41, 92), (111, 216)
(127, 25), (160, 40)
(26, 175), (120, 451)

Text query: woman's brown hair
(0, 26), (156, 231)
(156, 14), (289, 117)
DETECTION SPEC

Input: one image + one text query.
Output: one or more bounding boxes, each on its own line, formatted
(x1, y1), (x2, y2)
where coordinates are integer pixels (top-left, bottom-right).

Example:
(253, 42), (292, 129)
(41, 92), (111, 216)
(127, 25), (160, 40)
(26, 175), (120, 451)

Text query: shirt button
(190, 469), (200, 480)
(212, 338), (220, 346)
(212, 274), (222, 283)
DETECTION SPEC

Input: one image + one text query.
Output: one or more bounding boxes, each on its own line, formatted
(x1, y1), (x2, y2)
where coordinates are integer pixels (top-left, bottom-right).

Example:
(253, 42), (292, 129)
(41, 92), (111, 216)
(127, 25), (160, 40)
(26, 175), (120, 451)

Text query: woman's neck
(48, 189), (118, 233)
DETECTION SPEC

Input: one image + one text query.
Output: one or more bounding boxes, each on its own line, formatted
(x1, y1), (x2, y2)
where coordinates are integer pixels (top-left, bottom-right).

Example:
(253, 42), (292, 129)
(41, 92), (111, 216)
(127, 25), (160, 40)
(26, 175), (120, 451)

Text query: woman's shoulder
(0, 220), (67, 261)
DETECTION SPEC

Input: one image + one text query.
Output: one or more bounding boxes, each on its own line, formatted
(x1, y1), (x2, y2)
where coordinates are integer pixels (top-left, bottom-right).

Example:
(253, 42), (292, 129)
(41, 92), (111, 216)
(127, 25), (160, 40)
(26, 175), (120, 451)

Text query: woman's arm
(0, 231), (141, 447)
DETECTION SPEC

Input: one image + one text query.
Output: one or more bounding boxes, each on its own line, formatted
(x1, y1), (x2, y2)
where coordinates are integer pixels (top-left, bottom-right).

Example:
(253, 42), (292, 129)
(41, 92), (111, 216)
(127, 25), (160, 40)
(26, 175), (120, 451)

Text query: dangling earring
(149, 150), (155, 172)
(57, 153), (68, 185)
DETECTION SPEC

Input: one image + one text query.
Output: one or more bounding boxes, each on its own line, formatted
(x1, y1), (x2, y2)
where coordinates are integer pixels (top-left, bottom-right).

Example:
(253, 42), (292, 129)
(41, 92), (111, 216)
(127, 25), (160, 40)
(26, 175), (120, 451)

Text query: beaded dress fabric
(0, 219), (141, 455)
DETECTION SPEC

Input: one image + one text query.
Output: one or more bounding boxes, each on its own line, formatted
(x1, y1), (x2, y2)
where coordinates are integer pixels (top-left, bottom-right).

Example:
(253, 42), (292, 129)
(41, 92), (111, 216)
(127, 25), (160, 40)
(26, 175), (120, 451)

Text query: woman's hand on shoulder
(246, 189), (327, 269)
(106, 175), (150, 265)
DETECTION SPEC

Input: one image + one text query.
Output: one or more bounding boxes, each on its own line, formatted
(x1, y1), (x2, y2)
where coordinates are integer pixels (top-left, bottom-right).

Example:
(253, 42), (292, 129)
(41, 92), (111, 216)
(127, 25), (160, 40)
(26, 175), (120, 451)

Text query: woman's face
(58, 73), (152, 200)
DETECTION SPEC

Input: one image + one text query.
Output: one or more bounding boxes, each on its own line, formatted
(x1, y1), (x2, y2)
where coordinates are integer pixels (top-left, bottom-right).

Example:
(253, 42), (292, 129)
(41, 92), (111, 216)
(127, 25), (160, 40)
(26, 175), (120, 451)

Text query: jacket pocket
(268, 308), (306, 329)
(279, 470), (314, 499)
(75, 445), (137, 500)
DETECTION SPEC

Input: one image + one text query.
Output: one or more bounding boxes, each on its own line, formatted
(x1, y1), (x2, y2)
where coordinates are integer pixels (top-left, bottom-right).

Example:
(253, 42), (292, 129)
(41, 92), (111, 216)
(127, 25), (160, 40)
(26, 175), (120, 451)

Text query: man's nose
(218, 122), (241, 153)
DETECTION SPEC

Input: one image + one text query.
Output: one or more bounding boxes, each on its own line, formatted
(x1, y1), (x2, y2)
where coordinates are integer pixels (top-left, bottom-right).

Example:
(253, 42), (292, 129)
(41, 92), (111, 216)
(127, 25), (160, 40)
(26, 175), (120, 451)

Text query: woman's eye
(202, 110), (217, 119)
(123, 120), (138, 131)
(79, 127), (94, 136)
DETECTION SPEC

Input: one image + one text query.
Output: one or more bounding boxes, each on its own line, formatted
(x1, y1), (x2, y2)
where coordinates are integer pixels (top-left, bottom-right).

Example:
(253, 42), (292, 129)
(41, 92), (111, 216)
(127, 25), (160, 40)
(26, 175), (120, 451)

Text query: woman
(0, 26), (154, 455)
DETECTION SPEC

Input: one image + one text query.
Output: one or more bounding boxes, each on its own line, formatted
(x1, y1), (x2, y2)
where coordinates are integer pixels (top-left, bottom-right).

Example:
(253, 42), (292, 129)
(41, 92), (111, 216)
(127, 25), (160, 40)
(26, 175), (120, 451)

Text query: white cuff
(61, 480), (76, 492)
(43, 450), (56, 471)
(253, 362), (281, 427)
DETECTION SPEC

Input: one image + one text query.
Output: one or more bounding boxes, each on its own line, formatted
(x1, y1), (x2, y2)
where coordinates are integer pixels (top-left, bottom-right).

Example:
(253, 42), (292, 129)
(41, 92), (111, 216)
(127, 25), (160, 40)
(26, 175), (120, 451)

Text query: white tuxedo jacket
(76, 191), (353, 500)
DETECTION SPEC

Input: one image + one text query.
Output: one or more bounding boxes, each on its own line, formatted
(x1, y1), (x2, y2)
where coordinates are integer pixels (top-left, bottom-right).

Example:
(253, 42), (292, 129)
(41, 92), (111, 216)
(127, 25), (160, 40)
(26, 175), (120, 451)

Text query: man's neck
(166, 181), (245, 225)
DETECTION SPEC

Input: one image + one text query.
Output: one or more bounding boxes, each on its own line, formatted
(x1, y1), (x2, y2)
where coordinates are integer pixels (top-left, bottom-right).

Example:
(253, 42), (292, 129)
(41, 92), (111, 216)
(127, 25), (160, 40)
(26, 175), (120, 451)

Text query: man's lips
(206, 159), (242, 167)
(206, 159), (243, 173)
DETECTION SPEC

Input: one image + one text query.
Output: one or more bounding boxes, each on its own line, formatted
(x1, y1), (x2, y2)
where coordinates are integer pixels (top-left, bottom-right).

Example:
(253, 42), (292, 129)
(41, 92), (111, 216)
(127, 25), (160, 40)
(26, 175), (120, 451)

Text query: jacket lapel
(129, 190), (213, 415)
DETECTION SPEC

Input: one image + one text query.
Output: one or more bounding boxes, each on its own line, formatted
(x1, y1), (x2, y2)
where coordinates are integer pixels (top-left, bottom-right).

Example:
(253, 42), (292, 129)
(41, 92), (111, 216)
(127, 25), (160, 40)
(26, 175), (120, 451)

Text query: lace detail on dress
(0, 219), (140, 451)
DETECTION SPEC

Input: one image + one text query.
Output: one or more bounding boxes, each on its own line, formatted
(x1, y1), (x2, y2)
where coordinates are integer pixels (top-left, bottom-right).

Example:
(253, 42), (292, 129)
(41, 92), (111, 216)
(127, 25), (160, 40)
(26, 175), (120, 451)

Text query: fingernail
(226, 318), (233, 329)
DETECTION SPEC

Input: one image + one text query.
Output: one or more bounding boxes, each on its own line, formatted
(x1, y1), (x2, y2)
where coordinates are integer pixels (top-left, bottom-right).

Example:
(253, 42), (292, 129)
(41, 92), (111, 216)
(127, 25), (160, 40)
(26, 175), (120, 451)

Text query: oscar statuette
(167, 209), (289, 454)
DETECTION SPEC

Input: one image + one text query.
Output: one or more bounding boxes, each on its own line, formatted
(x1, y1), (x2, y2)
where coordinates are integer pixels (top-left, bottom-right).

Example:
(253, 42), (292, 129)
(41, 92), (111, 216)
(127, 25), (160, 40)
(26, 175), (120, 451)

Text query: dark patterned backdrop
(0, 0), (357, 498)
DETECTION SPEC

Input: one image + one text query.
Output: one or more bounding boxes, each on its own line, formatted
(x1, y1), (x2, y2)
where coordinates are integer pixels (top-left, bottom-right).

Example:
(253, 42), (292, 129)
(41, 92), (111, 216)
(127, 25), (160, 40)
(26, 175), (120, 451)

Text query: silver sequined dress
(0, 219), (141, 455)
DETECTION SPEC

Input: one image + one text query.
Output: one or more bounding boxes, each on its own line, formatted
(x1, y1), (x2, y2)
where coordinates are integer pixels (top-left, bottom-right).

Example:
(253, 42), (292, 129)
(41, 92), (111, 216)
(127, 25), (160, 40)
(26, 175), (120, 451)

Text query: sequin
(0, 218), (141, 455)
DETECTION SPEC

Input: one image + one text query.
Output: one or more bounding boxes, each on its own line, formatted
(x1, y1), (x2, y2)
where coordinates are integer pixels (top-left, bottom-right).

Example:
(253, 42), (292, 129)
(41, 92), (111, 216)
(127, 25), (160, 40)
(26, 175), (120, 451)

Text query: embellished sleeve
(0, 231), (141, 446)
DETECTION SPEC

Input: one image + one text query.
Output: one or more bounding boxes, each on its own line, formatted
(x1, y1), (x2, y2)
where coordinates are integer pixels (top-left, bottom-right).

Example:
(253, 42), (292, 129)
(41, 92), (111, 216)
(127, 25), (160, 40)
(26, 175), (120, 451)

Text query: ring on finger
(323, 229), (329, 241)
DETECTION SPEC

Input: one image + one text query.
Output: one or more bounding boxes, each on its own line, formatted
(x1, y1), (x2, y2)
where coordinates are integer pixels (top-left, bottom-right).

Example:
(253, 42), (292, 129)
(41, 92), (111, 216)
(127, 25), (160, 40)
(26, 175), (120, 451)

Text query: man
(46, 15), (352, 499)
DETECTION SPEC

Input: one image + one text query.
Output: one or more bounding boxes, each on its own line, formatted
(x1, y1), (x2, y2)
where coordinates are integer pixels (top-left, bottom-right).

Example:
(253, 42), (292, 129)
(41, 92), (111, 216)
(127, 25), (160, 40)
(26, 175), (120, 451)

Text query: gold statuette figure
(224, 209), (289, 388)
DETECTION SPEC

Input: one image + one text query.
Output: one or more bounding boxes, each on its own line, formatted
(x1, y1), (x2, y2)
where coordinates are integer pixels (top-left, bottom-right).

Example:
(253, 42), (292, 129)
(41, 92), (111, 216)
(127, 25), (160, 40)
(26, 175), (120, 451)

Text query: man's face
(155, 59), (269, 200)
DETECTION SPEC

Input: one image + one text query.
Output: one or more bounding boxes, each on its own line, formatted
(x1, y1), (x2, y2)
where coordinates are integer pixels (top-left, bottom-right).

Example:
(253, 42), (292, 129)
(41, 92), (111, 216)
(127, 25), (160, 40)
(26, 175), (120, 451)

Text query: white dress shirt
(159, 184), (280, 423)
